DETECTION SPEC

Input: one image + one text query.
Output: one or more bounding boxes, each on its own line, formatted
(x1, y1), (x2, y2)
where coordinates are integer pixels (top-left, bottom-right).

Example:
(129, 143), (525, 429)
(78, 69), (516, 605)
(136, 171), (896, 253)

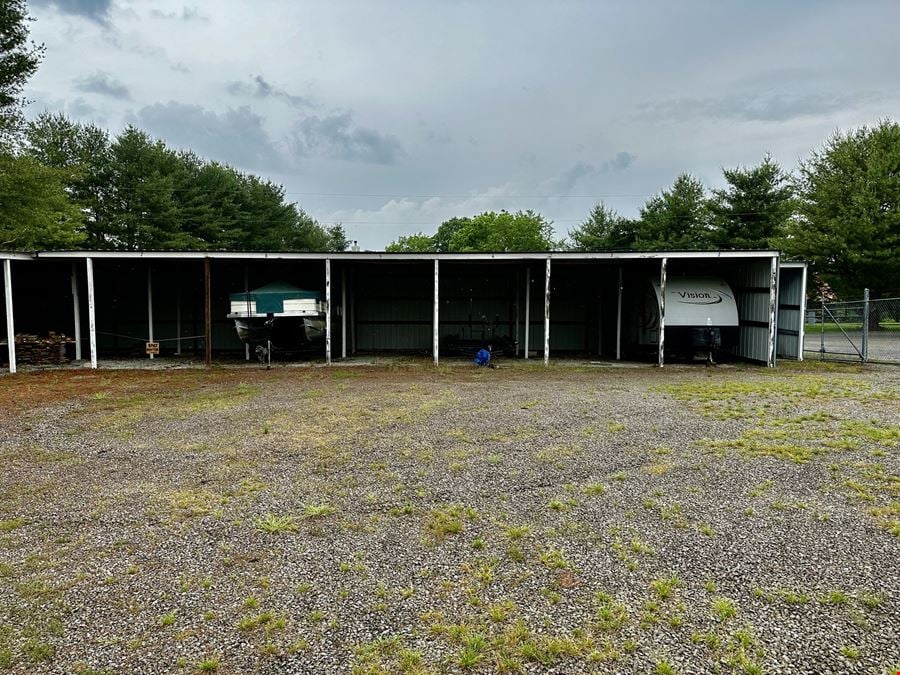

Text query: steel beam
(86, 257), (97, 369)
(3, 260), (15, 374)
(658, 258), (667, 368)
(798, 265), (807, 362)
(544, 257), (551, 365)
(433, 260), (439, 366)
(767, 255), (777, 368)
(325, 259), (332, 365)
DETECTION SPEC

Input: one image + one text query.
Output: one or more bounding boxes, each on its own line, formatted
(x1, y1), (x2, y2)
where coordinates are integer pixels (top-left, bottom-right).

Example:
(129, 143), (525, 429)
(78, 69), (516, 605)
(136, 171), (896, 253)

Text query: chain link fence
(804, 292), (900, 364)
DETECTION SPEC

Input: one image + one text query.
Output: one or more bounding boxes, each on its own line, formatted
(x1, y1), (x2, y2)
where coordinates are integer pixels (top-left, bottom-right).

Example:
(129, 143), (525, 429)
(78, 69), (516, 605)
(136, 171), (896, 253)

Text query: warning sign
(145, 341), (160, 355)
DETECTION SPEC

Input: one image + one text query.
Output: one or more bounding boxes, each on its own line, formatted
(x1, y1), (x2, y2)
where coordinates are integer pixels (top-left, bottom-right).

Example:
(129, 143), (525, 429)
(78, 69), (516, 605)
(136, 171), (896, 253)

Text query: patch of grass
(22, 638), (55, 663)
(607, 421), (626, 433)
(655, 659), (676, 675)
(302, 503), (336, 519)
(711, 596), (737, 621)
(650, 575), (680, 600)
(0, 517), (26, 532)
(196, 657), (220, 672)
(425, 504), (474, 540)
(583, 482), (606, 496)
(255, 513), (298, 534)
(839, 645), (860, 661)
(821, 590), (849, 606)
(504, 525), (531, 540)
(611, 470), (629, 482)
(158, 611), (177, 627)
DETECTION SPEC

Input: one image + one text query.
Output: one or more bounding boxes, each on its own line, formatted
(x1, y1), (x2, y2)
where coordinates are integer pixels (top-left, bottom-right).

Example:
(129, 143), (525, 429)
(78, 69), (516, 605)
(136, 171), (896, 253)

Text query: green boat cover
(229, 282), (323, 314)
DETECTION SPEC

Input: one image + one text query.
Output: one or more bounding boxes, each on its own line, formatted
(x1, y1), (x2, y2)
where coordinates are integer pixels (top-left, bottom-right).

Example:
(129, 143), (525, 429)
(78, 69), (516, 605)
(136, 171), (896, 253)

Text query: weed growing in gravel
(425, 504), (475, 540)
(859, 591), (883, 608)
(196, 657), (220, 672)
(0, 518), (26, 532)
(611, 470), (629, 481)
(255, 514), (298, 534)
(712, 596), (737, 621)
(607, 421), (626, 433)
(157, 611), (177, 627)
(655, 658), (676, 674)
(839, 645), (860, 660)
(822, 590), (849, 606)
(504, 524), (531, 540)
(650, 575), (680, 600)
(583, 482), (606, 496)
(303, 503), (336, 519)
(538, 546), (570, 569)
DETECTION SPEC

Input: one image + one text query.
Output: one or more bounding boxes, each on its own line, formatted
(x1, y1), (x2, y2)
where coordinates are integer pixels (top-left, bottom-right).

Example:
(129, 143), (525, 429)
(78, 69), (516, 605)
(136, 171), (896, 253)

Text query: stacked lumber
(13, 332), (73, 365)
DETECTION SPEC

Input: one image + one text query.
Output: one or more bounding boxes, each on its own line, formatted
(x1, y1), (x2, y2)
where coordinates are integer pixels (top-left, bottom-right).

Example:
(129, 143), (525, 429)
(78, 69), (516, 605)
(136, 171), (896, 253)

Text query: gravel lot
(0, 361), (898, 674)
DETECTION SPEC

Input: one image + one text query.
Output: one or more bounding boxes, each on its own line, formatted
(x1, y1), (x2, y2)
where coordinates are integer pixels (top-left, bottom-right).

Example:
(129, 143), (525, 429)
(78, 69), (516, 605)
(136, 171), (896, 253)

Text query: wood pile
(13, 332), (73, 365)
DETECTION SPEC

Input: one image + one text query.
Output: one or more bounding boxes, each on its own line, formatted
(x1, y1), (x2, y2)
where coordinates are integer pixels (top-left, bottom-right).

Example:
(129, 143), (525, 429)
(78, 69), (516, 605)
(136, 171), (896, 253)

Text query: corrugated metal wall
(776, 266), (805, 360)
(728, 259), (774, 363)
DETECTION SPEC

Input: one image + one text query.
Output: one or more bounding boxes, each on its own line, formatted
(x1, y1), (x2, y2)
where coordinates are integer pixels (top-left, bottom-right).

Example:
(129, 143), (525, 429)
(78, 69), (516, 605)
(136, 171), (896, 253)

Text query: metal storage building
(0, 250), (806, 373)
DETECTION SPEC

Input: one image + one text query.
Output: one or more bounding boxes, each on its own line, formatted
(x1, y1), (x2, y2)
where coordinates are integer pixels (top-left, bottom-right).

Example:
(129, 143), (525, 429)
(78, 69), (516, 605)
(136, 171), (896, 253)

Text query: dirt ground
(0, 361), (897, 674)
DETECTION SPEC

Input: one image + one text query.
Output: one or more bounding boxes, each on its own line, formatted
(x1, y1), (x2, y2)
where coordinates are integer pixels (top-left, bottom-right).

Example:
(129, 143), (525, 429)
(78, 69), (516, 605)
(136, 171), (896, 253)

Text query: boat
(227, 282), (326, 360)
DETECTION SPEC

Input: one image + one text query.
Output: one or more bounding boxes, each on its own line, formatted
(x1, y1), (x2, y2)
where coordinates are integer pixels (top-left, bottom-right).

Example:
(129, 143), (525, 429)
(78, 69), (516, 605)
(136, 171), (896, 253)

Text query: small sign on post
(145, 341), (160, 356)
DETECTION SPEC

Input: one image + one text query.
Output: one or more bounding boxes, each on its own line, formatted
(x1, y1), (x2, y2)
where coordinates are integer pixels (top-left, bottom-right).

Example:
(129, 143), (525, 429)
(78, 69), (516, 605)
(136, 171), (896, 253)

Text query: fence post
(819, 296), (825, 360)
(862, 288), (869, 363)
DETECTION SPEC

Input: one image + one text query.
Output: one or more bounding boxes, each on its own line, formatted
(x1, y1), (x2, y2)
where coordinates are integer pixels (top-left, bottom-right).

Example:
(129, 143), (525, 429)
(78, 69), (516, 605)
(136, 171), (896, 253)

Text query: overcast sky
(24, 0), (900, 249)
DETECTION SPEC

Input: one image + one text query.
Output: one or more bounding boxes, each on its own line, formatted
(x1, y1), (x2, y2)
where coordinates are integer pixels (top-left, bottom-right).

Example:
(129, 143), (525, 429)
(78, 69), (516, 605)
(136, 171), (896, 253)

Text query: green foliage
(0, 0), (44, 147)
(19, 114), (348, 252)
(785, 120), (900, 297)
(386, 210), (556, 252)
(0, 152), (85, 249)
(385, 232), (435, 252)
(568, 202), (637, 250)
(637, 173), (711, 250)
(708, 154), (794, 249)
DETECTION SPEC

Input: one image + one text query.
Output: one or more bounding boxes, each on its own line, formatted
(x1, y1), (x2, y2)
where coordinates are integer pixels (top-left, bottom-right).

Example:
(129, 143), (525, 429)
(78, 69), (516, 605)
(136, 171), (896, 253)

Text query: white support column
(71, 262), (82, 361)
(147, 265), (154, 359)
(798, 265), (808, 362)
(86, 257), (97, 369)
(175, 286), (182, 356)
(616, 266), (623, 360)
(325, 259), (332, 365)
(767, 255), (778, 368)
(341, 266), (347, 359)
(524, 267), (531, 359)
(543, 257), (551, 365)
(433, 260), (440, 366)
(658, 258), (667, 368)
(4, 260), (15, 374)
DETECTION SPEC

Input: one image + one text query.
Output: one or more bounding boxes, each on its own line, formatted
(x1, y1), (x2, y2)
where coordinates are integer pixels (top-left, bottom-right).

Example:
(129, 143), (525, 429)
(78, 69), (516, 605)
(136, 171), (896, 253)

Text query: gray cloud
(540, 152), (636, 194)
(150, 6), (209, 22)
(226, 75), (314, 109)
(639, 92), (882, 123)
(67, 97), (98, 119)
(74, 71), (131, 99)
(291, 112), (405, 164)
(135, 102), (287, 172)
(30, 0), (112, 23)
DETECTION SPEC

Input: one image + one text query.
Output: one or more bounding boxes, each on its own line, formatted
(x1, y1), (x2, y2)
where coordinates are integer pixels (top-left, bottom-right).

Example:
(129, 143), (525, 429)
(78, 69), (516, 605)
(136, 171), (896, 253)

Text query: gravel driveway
(0, 361), (897, 674)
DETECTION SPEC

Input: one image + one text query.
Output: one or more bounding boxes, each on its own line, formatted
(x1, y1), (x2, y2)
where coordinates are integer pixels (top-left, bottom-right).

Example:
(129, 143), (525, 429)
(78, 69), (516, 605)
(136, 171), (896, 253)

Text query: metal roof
(1, 249), (782, 262)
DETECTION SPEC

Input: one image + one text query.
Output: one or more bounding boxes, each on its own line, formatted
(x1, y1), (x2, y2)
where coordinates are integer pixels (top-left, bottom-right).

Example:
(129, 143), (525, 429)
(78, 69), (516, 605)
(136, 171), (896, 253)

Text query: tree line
(386, 123), (900, 299)
(0, 1), (347, 253)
